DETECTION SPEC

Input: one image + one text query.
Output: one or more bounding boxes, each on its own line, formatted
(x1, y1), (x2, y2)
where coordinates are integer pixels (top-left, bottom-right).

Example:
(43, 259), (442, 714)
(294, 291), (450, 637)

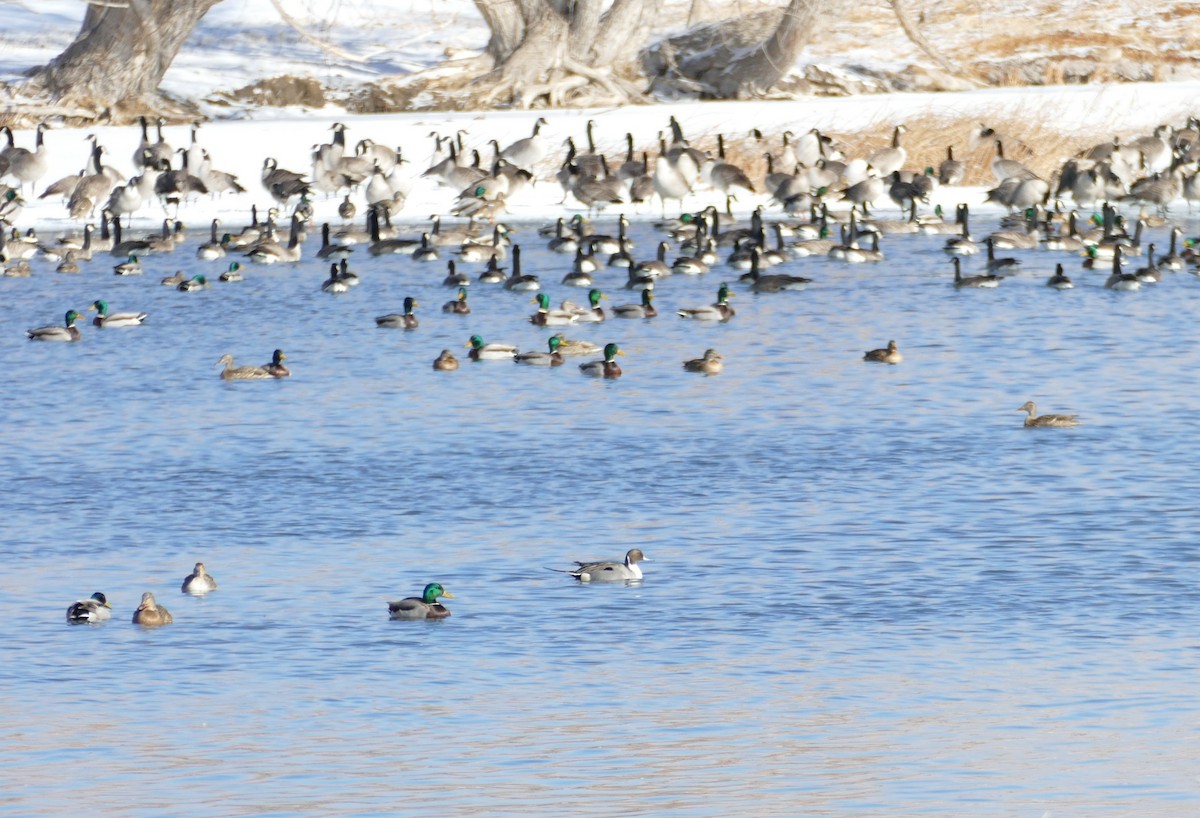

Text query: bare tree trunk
(594, 0), (663, 66)
(29, 0), (222, 112)
(715, 0), (843, 98)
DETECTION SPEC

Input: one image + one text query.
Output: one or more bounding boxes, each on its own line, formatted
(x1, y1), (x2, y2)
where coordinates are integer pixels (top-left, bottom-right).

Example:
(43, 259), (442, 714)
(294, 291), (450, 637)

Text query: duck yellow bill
(441, 591), (456, 599)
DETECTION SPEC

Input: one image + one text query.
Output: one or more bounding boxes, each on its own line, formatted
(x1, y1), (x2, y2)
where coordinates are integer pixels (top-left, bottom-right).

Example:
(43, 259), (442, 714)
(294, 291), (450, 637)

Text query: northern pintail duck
(565, 548), (647, 582)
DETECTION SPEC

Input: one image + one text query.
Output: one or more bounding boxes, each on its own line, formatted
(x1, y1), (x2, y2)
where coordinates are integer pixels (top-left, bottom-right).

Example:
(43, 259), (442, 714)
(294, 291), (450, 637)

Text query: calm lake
(2, 211), (1198, 817)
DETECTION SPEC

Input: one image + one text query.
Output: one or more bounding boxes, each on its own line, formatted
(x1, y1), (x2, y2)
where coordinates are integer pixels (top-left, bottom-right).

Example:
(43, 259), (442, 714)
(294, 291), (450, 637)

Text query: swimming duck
(161, 269), (186, 287)
(568, 288), (606, 323)
(1018, 401), (1080, 428)
(217, 353), (274, 380)
(515, 334), (565, 366)
(181, 562), (218, 594)
(375, 297), (419, 328)
(529, 293), (577, 326)
(178, 274), (208, 292)
(113, 255), (142, 276)
(677, 283), (735, 321)
(565, 548), (647, 582)
(89, 299), (147, 328)
(433, 349), (460, 371)
(863, 339), (902, 364)
(466, 334), (517, 361)
(613, 289), (657, 319)
(388, 583), (453, 620)
(132, 592), (173, 626)
(580, 342), (624, 378)
(219, 262), (244, 282)
(683, 348), (723, 374)
(67, 592), (112, 623)
(263, 349), (290, 377)
(27, 310), (83, 341)
(549, 334), (600, 356)
(442, 287), (471, 314)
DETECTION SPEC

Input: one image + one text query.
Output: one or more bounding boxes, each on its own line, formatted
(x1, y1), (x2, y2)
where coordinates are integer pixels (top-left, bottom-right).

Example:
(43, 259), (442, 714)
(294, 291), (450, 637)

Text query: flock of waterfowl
(22, 110), (1200, 437)
(68, 546), (649, 626)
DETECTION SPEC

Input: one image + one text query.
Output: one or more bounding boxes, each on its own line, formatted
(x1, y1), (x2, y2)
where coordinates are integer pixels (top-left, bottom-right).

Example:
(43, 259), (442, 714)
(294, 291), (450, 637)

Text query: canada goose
(938, 146), (966, 185)
(1046, 263), (1074, 289)
(68, 141), (118, 219)
(866, 124), (906, 176)
(579, 342), (624, 378)
(1123, 165), (1184, 215)
(26, 309), (83, 342)
(1159, 227), (1186, 270)
(7, 123), (49, 190)
(990, 140), (1039, 182)
(478, 256), (507, 283)
(1104, 246), (1140, 291)
(196, 218), (226, 260)
(503, 245), (539, 291)
(706, 134), (756, 197)
(132, 592), (173, 626)
(562, 247), (597, 286)
(743, 247), (812, 292)
(413, 232), (440, 262)
(365, 208), (419, 256)
(943, 204), (980, 255)
(501, 116), (548, 170)
(683, 348), (724, 374)
(154, 150), (208, 209)
(1133, 243), (1162, 283)
(181, 562), (218, 594)
(840, 170), (885, 215)
(984, 237), (1020, 272)
(315, 222), (352, 260)
(321, 262), (349, 294)
(376, 297), (420, 328)
(133, 116), (172, 171)
(952, 256), (1002, 288)
(261, 157), (310, 204)
(863, 340), (902, 364)
(515, 334), (566, 366)
(1018, 401), (1080, 428)
(338, 194), (356, 221)
(247, 215), (303, 264)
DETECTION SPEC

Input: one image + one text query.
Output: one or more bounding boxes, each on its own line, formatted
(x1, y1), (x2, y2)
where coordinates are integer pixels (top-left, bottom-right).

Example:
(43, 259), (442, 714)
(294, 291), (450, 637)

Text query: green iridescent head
(422, 583), (452, 603)
(588, 288), (603, 307)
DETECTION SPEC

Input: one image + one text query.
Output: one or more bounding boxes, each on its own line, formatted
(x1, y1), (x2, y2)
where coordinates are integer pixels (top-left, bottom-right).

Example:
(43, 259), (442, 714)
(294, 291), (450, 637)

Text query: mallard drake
(466, 334), (517, 361)
(529, 292), (577, 326)
(433, 349), (460, 371)
(27, 310), (83, 342)
(442, 287), (470, 314)
(1018, 401), (1080, 428)
(132, 592), (173, 626)
(569, 288), (606, 323)
(677, 283), (735, 321)
(67, 592), (112, 623)
(863, 340), (902, 364)
(178, 274), (208, 292)
(376, 297), (419, 328)
(515, 334), (565, 366)
(683, 348), (724, 374)
(952, 257), (1001, 289)
(181, 562), (218, 594)
(113, 255), (142, 276)
(580, 342), (624, 378)
(219, 262), (244, 282)
(613, 289), (657, 319)
(565, 548), (647, 582)
(263, 349), (290, 378)
(217, 353), (274, 380)
(89, 299), (147, 328)
(388, 582), (453, 620)
(549, 334), (599, 356)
